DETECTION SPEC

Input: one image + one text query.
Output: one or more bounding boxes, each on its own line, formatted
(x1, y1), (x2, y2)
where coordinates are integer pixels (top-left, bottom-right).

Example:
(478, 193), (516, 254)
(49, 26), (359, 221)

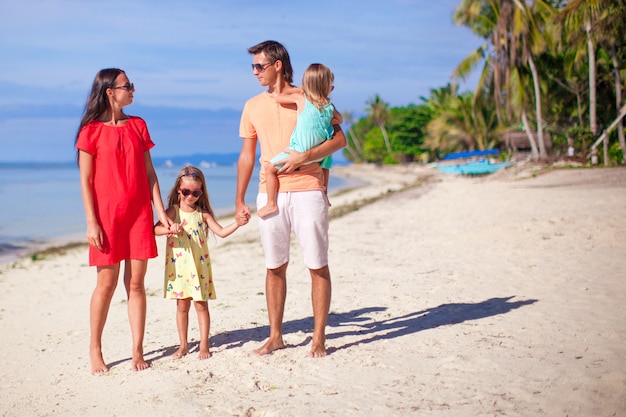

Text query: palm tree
(453, 0), (515, 126)
(511, 0), (556, 161)
(424, 87), (501, 155)
(595, 0), (626, 160)
(557, 0), (604, 136)
(341, 111), (365, 162)
(365, 95), (391, 153)
(509, 63), (541, 159)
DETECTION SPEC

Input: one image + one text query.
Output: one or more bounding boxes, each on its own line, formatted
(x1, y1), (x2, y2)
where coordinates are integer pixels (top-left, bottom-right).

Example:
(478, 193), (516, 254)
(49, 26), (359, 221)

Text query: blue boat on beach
(436, 150), (510, 175)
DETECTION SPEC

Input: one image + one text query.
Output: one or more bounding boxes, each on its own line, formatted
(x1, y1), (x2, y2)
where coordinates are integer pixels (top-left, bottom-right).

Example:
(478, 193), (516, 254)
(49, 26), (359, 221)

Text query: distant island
(151, 151), (348, 168)
(152, 152), (243, 168)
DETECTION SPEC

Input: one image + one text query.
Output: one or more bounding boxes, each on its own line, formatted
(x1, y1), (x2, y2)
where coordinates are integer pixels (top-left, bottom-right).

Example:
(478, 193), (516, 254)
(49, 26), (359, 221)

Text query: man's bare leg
(254, 263), (288, 355)
(309, 265), (331, 357)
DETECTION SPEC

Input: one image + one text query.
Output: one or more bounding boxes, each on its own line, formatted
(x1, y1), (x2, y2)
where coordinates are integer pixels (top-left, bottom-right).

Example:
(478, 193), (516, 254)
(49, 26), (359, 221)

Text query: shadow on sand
(108, 296), (536, 369)
(211, 295), (537, 353)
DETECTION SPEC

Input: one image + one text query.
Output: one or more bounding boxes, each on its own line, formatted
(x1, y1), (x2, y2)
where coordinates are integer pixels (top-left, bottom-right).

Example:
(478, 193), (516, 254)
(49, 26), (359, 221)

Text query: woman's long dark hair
(74, 68), (125, 163)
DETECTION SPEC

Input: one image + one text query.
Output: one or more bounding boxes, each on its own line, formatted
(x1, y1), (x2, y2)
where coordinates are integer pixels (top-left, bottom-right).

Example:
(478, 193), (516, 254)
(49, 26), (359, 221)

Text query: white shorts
(256, 191), (329, 270)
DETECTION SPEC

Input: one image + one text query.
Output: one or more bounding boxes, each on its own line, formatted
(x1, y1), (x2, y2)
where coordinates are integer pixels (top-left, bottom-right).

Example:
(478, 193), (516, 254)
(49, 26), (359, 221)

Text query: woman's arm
(78, 150), (103, 251)
(154, 207), (179, 236)
(145, 151), (173, 229)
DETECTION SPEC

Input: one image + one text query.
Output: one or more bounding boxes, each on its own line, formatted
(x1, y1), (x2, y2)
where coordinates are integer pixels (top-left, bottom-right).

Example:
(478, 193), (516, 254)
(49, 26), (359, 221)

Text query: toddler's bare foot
(257, 204), (278, 219)
(170, 346), (189, 359)
(253, 338), (286, 356)
(90, 349), (108, 375)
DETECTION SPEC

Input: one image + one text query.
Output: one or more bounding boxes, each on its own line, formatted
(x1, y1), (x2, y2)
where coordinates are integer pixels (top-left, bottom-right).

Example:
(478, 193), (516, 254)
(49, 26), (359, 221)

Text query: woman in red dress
(75, 68), (174, 374)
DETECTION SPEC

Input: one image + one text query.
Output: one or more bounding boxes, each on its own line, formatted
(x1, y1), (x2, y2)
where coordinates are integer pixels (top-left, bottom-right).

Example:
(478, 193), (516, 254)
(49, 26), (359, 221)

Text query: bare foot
(90, 349), (108, 375)
(257, 203), (278, 219)
(308, 338), (328, 358)
(253, 338), (286, 356)
(197, 341), (212, 359)
(198, 349), (212, 360)
(131, 351), (150, 371)
(170, 346), (189, 359)
(131, 357), (150, 371)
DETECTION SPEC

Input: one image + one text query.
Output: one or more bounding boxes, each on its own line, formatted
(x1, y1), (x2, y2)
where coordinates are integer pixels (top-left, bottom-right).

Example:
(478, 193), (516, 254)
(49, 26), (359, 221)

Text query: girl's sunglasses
(180, 188), (203, 198)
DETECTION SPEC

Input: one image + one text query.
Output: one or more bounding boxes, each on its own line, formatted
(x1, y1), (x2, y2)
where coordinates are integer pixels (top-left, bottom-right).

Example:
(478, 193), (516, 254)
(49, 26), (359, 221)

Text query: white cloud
(0, 0), (484, 161)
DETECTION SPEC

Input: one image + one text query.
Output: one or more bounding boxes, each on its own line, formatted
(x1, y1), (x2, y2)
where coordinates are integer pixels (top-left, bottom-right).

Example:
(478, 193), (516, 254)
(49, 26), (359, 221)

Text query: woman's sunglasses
(112, 82), (135, 91)
(180, 188), (203, 198)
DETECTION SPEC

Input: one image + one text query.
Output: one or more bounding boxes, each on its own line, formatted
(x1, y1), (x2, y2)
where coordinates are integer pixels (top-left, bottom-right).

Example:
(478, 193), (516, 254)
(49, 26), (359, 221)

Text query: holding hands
(236, 203), (251, 226)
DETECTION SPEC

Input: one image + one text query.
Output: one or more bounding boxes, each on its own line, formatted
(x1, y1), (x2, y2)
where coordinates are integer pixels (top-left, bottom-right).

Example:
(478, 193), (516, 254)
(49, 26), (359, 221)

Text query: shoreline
(0, 163), (625, 416)
(0, 165), (372, 267)
(0, 164), (399, 268)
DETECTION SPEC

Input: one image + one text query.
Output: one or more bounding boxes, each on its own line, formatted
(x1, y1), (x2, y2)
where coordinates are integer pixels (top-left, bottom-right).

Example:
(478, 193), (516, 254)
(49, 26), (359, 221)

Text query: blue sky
(0, 0), (483, 162)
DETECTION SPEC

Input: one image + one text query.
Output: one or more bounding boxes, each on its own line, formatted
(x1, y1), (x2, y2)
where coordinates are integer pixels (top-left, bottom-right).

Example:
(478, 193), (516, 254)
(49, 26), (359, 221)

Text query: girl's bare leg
(257, 163), (279, 218)
(90, 264), (120, 374)
(124, 260), (149, 371)
(172, 298), (191, 358)
(194, 301), (212, 359)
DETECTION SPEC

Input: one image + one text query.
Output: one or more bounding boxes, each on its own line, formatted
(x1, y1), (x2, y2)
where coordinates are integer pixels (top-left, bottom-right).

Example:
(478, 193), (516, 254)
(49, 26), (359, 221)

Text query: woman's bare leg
(124, 259), (149, 371)
(90, 264), (120, 374)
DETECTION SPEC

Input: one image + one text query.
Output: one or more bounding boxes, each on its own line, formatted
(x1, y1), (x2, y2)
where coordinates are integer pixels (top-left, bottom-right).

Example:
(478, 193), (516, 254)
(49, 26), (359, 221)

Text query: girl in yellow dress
(154, 166), (244, 359)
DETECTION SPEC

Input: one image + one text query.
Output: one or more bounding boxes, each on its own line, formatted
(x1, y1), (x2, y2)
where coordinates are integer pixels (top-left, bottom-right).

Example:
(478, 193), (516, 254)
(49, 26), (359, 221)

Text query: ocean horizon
(0, 153), (353, 263)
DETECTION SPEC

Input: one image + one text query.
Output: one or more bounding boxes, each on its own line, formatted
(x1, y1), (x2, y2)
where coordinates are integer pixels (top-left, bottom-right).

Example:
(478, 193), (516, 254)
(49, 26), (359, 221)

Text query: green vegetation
(342, 0), (626, 166)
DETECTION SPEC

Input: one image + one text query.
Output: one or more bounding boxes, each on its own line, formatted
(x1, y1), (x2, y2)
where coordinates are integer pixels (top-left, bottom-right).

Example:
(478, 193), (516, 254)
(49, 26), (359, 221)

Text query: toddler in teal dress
(257, 63), (343, 218)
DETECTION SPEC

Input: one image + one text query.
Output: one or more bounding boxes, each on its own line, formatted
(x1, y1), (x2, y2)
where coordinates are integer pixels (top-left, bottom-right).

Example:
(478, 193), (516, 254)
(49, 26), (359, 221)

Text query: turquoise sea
(0, 159), (352, 263)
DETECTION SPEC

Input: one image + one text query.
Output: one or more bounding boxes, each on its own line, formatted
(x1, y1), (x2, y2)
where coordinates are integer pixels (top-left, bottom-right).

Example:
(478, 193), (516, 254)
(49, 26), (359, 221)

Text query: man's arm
(235, 137), (257, 224)
(276, 125), (347, 174)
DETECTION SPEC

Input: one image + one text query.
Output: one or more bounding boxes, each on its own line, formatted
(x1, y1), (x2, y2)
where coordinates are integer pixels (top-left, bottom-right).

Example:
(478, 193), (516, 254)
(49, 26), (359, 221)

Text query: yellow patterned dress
(164, 205), (215, 301)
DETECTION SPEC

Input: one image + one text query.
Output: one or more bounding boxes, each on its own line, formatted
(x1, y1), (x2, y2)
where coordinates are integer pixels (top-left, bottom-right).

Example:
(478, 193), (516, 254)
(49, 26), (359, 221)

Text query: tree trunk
(521, 109), (540, 161)
(528, 54), (547, 160)
(576, 89), (584, 128)
(380, 124), (391, 153)
(348, 127), (364, 158)
(586, 18), (597, 136)
(611, 43), (626, 162)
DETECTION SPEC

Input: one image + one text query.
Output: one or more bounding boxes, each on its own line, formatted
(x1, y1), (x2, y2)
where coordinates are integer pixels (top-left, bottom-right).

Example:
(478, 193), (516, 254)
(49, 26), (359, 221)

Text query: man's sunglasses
(180, 188), (203, 198)
(251, 62), (273, 72)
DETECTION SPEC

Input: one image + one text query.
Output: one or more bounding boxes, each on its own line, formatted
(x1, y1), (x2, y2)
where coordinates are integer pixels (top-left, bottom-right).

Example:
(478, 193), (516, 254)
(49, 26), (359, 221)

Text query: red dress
(76, 116), (158, 266)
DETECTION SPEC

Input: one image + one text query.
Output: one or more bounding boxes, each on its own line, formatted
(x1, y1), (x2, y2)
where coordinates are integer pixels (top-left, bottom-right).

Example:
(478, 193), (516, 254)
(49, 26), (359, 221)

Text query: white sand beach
(0, 163), (624, 416)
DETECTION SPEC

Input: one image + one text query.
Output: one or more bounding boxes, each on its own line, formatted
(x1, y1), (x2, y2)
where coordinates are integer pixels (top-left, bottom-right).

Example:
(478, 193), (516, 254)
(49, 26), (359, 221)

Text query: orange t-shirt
(239, 91), (325, 193)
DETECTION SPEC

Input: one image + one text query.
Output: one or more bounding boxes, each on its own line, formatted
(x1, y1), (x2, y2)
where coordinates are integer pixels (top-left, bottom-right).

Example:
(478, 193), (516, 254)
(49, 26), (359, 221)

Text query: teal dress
(270, 97), (335, 169)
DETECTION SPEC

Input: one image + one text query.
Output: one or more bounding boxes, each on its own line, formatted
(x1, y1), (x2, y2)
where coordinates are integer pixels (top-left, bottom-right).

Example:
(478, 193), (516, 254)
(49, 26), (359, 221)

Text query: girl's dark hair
(74, 68), (126, 163)
(248, 40), (293, 84)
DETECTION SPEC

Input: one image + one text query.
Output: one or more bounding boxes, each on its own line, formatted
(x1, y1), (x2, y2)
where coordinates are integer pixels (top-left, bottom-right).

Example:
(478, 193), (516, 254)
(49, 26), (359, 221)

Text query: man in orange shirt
(236, 40), (346, 357)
